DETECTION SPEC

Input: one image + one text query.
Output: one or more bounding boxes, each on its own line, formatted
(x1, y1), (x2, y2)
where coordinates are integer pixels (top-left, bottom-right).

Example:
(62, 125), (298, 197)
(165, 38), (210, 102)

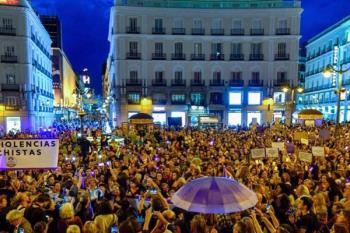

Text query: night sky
(30, 0), (350, 95)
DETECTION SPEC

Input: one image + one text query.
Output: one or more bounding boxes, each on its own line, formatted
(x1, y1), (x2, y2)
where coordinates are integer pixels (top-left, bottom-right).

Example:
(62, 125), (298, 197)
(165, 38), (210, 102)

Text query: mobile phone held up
(111, 225), (118, 233)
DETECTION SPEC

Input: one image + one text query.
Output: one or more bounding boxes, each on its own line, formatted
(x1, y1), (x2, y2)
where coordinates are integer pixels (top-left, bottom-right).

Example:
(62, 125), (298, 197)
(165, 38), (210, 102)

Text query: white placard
(272, 142), (285, 151)
(266, 148), (279, 158)
(301, 138), (309, 145)
(251, 148), (266, 159)
(312, 146), (325, 157)
(299, 152), (313, 163)
(0, 139), (59, 169)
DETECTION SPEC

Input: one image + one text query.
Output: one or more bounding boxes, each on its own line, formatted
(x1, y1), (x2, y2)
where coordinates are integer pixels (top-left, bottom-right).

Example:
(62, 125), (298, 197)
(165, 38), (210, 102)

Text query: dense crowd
(0, 121), (350, 233)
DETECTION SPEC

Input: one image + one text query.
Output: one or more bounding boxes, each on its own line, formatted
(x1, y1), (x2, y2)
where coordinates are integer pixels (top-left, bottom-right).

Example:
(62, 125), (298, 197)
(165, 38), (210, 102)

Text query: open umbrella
(171, 176), (257, 214)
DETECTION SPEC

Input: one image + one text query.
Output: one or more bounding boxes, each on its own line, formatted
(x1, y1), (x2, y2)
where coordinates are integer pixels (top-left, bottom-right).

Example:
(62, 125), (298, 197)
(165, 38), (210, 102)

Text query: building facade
(0, 0), (54, 132)
(107, 0), (302, 127)
(296, 16), (350, 122)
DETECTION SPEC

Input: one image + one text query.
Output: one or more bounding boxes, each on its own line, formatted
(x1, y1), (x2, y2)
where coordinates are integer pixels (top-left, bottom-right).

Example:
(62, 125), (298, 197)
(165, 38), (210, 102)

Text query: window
(130, 71), (138, 81)
(174, 71), (182, 80)
(210, 92), (223, 104)
(229, 92), (242, 105)
(171, 94), (185, 103)
(212, 19), (222, 29)
(248, 92), (261, 105)
(277, 72), (287, 82)
(5, 96), (18, 106)
(155, 71), (163, 81)
(191, 93), (204, 105)
(252, 19), (262, 29)
(232, 20), (242, 29)
(278, 19), (287, 28)
(247, 111), (261, 125)
(231, 43), (242, 54)
(251, 43), (262, 54)
(5, 46), (15, 56)
(228, 112), (242, 126)
(155, 18), (163, 29)
(252, 72), (260, 81)
(155, 43), (163, 54)
(129, 42), (138, 53)
(152, 113), (166, 125)
(6, 74), (15, 84)
(211, 43), (223, 54)
(194, 43), (202, 54)
(213, 71), (221, 81)
(174, 19), (183, 28)
(277, 43), (286, 56)
(127, 93), (140, 104)
(194, 71), (202, 81)
(174, 42), (183, 55)
(193, 19), (202, 28)
(2, 18), (13, 28)
(231, 72), (242, 80)
(129, 18), (137, 29)
(171, 112), (186, 127)
(273, 92), (286, 104)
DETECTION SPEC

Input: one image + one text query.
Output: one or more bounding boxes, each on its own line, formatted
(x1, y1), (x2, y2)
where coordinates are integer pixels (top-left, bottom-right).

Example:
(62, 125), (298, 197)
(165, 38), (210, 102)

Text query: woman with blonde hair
(66, 225), (81, 233)
(82, 221), (97, 233)
(57, 203), (83, 233)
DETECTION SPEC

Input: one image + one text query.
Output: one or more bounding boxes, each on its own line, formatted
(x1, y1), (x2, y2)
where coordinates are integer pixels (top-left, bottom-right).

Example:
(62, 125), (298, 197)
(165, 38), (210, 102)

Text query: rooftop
(115, 0), (301, 9)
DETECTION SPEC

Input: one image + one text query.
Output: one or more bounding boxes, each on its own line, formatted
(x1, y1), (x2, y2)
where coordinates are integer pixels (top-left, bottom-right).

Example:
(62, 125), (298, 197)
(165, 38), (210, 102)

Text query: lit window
(248, 92), (261, 105)
(171, 111), (186, 127)
(229, 92), (242, 105)
(152, 113), (166, 125)
(273, 92), (286, 104)
(228, 112), (242, 126)
(247, 111), (261, 125)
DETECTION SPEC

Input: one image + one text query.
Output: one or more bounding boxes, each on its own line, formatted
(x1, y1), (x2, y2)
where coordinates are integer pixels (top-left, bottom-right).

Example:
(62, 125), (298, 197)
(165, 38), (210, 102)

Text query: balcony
(273, 80), (291, 87)
(125, 79), (142, 86)
(171, 53), (186, 60)
(275, 28), (290, 35)
(126, 26), (140, 34)
(0, 27), (16, 36)
(152, 27), (166, 34)
(191, 28), (205, 35)
(250, 28), (264, 35)
(171, 79), (186, 86)
(171, 100), (186, 105)
(249, 54), (264, 61)
(126, 52), (141, 59)
(210, 53), (225, 60)
(210, 79), (225, 86)
(230, 54), (244, 60)
(1, 55), (17, 63)
(248, 80), (264, 87)
(191, 54), (205, 60)
(211, 28), (224, 35)
(191, 79), (205, 86)
(152, 79), (167, 86)
(152, 53), (166, 60)
(172, 28), (186, 35)
(153, 99), (167, 105)
(231, 28), (244, 35)
(229, 79), (244, 87)
(275, 54), (290, 60)
(1, 84), (20, 91)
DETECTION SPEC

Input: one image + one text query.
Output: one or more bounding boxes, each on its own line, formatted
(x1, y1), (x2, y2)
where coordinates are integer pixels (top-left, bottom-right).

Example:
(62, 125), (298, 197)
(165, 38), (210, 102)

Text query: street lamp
(282, 85), (304, 125)
(323, 63), (350, 136)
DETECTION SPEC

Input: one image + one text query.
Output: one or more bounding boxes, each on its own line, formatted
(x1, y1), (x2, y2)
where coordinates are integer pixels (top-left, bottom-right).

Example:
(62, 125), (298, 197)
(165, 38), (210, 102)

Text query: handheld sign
(272, 142), (285, 152)
(266, 148), (279, 158)
(301, 138), (309, 145)
(0, 139), (59, 170)
(299, 152), (312, 163)
(251, 148), (265, 159)
(312, 146), (325, 157)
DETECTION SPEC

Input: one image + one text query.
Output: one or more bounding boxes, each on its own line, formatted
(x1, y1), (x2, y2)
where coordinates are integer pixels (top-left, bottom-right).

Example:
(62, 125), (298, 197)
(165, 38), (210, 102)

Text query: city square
(0, 0), (350, 233)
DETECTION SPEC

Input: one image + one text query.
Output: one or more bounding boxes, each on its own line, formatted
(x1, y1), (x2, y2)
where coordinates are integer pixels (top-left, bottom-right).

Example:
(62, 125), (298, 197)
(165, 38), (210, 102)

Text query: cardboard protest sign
(312, 146), (325, 157)
(251, 148), (265, 159)
(0, 139), (59, 169)
(299, 152), (313, 163)
(266, 148), (279, 158)
(272, 142), (285, 151)
(294, 132), (308, 141)
(301, 138), (309, 145)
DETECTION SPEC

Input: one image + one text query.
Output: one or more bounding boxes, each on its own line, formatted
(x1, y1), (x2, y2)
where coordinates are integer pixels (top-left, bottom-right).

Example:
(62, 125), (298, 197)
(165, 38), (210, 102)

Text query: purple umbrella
(171, 176), (258, 214)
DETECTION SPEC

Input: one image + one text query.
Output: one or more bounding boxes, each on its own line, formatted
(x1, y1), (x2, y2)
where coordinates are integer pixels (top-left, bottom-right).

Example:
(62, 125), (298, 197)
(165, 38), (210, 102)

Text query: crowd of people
(0, 121), (350, 233)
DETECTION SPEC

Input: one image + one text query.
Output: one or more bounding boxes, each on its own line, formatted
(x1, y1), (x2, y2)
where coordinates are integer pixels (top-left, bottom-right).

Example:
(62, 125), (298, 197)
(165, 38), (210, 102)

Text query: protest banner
(266, 148), (279, 158)
(272, 142), (285, 151)
(299, 152), (313, 163)
(294, 132), (308, 141)
(312, 146), (325, 157)
(251, 148), (265, 159)
(301, 138), (309, 145)
(0, 139), (59, 169)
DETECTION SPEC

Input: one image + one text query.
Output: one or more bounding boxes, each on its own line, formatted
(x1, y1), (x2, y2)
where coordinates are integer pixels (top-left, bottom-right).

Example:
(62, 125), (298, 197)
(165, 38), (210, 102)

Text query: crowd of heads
(0, 120), (350, 233)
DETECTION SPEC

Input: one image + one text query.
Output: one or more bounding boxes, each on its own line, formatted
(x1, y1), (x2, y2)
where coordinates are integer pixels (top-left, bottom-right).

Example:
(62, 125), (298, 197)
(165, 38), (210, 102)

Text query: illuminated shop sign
(0, 0), (19, 5)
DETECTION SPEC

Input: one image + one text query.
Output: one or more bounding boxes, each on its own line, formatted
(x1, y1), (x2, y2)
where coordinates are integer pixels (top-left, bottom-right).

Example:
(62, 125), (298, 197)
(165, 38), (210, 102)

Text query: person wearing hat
(6, 209), (33, 233)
